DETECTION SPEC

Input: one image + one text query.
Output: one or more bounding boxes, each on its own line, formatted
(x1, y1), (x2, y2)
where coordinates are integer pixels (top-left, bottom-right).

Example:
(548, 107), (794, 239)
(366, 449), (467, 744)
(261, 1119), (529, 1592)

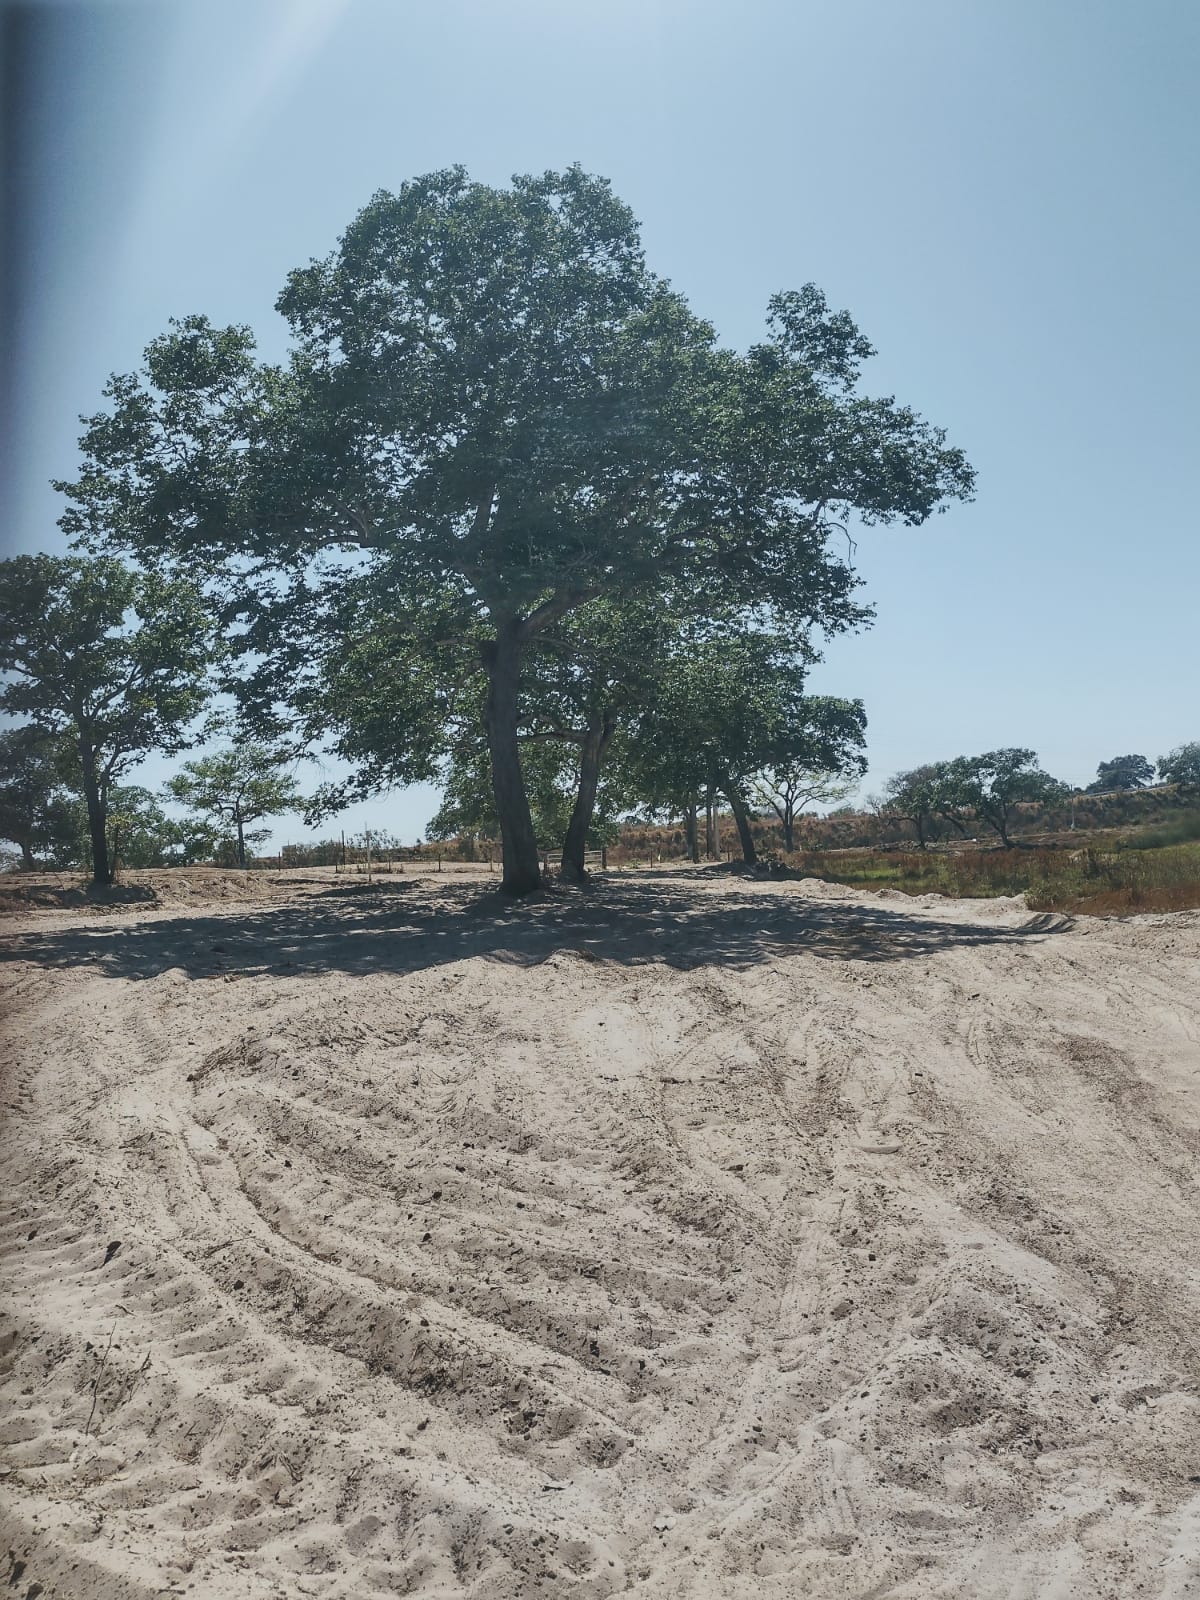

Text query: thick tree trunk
(80, 746), (111, 886)
(684, 802), (700, 863)
(782, 811), (795, 854)
(725, 781), (757, 865)
(484, 623), (542, 895)
(560, 716), (613, 883)
(19, 841), (35, 871)
(236, 811), (247, 869)
(705, 788), (716, 859)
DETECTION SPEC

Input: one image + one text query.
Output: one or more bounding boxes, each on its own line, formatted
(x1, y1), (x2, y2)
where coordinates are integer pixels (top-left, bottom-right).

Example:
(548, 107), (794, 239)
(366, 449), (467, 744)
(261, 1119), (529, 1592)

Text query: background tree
(942, 748), (1064, 847)
(107, 785), (220, 870)
(1158, 742), (1200, 789)
(1088, 754), (1155, 791)
(0, 727), (85, 869)
(166, 745), (303, 868)
(0, 555), (215, 884)
(753, 700), (867, 852)
(879, 763), (966, 848)
(624, 630), (855, 866)
(62, 166), (974, 895)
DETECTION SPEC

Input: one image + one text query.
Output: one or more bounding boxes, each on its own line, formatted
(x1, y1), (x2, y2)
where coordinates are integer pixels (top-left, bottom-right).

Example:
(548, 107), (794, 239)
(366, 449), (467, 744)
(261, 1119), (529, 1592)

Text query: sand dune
(2, 866), (1199, 1598)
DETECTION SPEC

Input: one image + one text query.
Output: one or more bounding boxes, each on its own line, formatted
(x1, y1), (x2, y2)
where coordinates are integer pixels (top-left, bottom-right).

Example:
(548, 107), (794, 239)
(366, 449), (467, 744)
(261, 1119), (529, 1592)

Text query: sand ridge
(1, 866), (1199, 1597)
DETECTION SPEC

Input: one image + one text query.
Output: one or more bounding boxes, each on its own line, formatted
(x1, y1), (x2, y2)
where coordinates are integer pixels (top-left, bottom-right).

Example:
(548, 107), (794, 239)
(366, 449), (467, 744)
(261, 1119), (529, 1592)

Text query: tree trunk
(80, 745), (111, 886)
(705, 788), (716, 859)
(19, 841), (35, 871)
(782, 810), (795, 854)
(561, 715), (613, 883)
(236, 810), (247, 869)
(684, 802), (700, 863)
(483, 623), (542, 895)
(725, 781), (757, 865)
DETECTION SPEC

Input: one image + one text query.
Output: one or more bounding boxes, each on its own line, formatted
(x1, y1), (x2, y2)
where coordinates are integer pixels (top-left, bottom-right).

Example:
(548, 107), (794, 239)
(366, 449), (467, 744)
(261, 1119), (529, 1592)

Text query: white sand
(2, 865), (1199, 1598)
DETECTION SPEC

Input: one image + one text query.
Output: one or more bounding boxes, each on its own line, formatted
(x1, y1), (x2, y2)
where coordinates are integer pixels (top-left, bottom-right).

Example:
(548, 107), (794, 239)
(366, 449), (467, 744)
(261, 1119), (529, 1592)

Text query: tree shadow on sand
(0, 868), (1065, 983)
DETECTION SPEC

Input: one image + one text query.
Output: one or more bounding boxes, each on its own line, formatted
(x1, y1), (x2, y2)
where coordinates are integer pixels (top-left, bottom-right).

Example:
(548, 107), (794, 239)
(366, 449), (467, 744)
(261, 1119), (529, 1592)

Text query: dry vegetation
(778, 840), (1200, 917)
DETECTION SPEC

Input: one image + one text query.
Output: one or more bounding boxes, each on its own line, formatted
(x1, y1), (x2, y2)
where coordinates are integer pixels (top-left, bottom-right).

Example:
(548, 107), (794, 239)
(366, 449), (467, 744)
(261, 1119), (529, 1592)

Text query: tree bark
(705, 788), (716, 859)
(684, 802), (700, 863)
(80, 743), (111, 886)
(560, 715), (613, 883)
(483, 622), (542, 895)
(235, 809), (247, 869)
(782, 810), (795, 854)
(725, 781), (757, 865)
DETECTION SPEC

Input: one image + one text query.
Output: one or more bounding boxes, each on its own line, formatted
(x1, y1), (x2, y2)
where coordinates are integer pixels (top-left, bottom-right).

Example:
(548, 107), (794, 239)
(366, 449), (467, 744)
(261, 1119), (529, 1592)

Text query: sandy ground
(2, 865), (1199, 1600)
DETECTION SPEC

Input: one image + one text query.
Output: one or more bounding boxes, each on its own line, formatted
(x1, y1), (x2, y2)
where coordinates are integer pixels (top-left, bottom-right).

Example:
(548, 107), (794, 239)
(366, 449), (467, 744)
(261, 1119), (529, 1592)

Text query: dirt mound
(2, 874), (1198, 1597)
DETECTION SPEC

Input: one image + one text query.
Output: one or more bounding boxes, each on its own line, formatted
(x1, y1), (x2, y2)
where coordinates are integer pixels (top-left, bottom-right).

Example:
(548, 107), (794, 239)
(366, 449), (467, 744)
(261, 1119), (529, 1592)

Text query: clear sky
(4, 0), (1197, 846)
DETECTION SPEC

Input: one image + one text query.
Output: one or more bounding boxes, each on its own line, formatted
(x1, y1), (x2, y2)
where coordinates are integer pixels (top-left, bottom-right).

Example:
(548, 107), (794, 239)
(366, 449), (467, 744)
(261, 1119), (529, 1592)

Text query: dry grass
(779, 841), (1200, 916)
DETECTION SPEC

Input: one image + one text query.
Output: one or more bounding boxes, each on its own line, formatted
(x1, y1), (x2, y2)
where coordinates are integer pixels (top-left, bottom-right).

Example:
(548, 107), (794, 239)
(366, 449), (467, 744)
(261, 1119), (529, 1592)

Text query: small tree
(0, 726), (85, 869)
(0, 555), (215, 884)
(1158, 742), (1200, 789)
(166, 745), (303, 868)
(1088, 754), (1154, 792)
(880, 763), (968, 848)
(753, 699), (867, 852)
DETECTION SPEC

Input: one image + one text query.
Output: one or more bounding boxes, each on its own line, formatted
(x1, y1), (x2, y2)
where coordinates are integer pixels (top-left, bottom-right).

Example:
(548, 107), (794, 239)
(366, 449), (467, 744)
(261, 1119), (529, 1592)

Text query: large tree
(166, 744), (303, 868)
(0, 555), (215, 884)
(60, 166), (974, 894)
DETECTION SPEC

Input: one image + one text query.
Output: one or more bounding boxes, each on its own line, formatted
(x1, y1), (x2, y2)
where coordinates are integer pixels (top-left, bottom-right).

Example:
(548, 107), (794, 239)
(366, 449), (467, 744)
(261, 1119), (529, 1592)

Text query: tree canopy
(0, 727), (83, 869)
(1159, 742), (1200, 789)
(1089, 754), (1155, 791)
(60, 165), (975, 893)
(0, 554), (216, 883)
(166, 745), (304, 868)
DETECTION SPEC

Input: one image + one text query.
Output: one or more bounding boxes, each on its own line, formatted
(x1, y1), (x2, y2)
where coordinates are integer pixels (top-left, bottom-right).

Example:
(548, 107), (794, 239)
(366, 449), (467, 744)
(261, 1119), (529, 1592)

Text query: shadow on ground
(0, 868), (1060, 983)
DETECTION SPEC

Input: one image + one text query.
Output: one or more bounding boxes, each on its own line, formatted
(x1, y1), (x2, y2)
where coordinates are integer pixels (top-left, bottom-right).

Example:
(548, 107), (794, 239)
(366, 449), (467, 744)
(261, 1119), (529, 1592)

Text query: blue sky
(4, 0), (1198, 845)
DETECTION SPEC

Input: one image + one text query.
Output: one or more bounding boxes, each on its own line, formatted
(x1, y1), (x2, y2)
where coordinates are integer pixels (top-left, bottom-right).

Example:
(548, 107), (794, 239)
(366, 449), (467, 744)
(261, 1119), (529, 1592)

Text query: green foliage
(1119, 810), (1200, 850)
(166, 745), (303, 867)
(1158, 742), (1200, 788)
(0, 554), (216, 882)
(752, 700), (867, 848)
(60, 165), (974, 892)
(0, 726), (86, 868)
(1088, 753), (1155, 791)
(0, 555), (215, 753)
(621, 628), (867, 860)
(106, 786), (219, 869)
